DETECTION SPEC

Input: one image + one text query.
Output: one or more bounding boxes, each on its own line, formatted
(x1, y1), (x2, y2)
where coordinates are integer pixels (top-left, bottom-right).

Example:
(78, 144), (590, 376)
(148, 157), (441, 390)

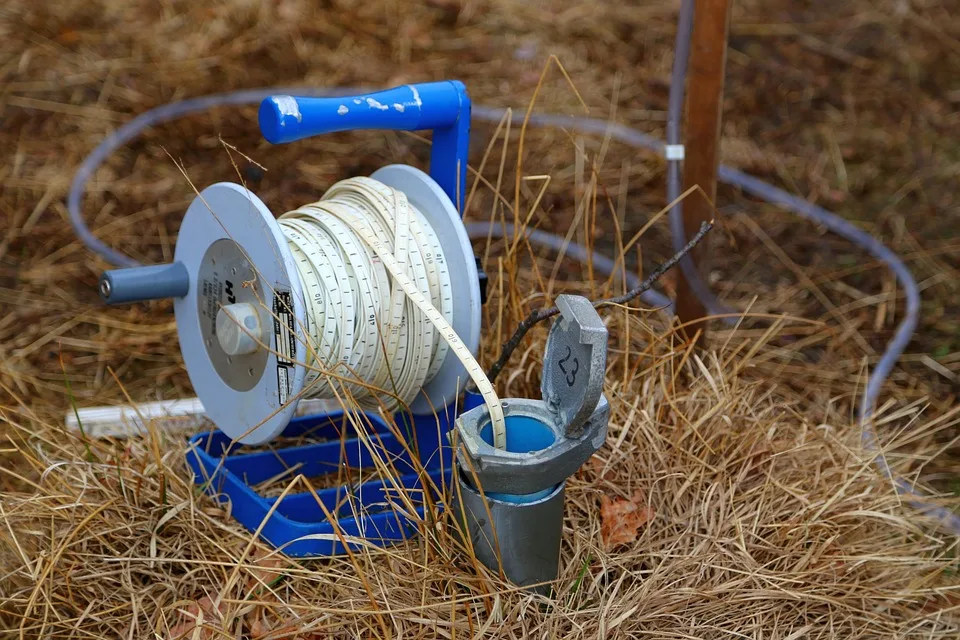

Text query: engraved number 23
(558, 345), (579, 387)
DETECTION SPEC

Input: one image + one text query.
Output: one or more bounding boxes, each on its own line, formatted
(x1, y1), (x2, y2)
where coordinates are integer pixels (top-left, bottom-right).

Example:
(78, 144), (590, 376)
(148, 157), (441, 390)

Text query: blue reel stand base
(186, 407), (457, 557)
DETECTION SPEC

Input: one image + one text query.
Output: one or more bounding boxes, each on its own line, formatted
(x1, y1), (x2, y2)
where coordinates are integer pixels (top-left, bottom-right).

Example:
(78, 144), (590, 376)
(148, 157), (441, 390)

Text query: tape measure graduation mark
(277, 177), (507, 449)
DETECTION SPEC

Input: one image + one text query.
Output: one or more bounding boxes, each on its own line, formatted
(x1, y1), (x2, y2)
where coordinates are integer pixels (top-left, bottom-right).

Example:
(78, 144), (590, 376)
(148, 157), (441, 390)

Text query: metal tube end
(98, 262), (189, 305)
(98, 275), (112, 300)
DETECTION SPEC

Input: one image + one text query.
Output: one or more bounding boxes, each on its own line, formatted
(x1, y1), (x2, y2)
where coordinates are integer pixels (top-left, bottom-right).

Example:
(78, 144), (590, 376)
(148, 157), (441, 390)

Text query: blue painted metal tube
(99, 261), (189, 304)
(258, 81), (470, 212)
(259, 81), (464, 143)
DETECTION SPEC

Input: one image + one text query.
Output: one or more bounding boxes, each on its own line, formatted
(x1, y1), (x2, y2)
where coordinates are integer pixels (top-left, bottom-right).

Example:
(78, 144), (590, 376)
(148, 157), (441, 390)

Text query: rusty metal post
(675, 0), (732, 342)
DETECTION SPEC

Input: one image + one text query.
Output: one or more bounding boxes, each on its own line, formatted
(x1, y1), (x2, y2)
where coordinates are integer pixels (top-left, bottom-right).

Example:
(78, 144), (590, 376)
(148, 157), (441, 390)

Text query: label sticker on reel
(273, 289), (297, 405)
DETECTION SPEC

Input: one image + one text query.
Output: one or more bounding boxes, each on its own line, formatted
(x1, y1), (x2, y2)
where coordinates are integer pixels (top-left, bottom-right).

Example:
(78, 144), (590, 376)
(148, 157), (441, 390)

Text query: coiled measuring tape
(172, 164), (505, 447)
(278, 176), (506, 447)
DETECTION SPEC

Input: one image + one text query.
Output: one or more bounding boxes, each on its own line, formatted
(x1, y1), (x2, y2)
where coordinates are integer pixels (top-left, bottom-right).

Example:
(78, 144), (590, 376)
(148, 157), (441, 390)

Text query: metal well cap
(541, 294), (608, 437)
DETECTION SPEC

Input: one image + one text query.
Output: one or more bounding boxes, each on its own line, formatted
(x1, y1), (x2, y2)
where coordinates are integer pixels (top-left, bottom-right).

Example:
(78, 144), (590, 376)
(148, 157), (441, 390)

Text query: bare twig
(485, 220), (714, 384)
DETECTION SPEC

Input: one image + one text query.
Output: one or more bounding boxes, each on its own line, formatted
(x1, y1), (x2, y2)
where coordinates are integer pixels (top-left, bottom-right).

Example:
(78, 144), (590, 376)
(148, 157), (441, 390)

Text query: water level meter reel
(98, 81), (610, 589)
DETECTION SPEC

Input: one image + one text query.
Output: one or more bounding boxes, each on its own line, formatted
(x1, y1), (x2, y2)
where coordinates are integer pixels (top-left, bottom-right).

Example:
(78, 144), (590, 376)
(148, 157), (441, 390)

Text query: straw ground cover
(2, 0), (960, 637)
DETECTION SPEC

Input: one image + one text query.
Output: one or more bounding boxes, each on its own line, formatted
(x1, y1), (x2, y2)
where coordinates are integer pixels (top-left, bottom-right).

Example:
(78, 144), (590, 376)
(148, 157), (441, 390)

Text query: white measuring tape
(277, 177), (507, 449)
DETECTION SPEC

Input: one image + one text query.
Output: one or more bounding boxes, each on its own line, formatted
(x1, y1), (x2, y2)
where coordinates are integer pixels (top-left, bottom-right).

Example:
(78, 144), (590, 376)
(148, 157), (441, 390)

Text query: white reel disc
(174, 183), (306, 445)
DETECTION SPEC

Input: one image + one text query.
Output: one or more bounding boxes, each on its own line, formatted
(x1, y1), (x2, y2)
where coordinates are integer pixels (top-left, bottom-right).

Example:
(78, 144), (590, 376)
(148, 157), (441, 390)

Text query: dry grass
(3, 307), (960, 638)
(3, 0), (960, 637)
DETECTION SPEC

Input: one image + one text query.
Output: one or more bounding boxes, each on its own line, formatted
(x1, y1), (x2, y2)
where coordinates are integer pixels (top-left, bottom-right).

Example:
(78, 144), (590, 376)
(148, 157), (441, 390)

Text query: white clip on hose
(664, 145), (685, 161)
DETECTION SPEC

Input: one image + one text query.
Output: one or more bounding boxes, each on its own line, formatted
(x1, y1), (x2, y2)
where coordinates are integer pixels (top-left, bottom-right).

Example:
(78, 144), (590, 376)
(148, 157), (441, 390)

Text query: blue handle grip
(259, 81), (471, 213)
(100, 261), (189, 304)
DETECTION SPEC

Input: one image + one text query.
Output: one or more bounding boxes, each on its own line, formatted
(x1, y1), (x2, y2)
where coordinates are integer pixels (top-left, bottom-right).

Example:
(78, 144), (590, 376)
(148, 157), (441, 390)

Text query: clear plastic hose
(68, 87), (350, 268)
(67, 78), (958, 532)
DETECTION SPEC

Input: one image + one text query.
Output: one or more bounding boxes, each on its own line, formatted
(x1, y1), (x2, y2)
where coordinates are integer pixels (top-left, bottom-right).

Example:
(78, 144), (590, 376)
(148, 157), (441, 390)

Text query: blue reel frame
(186, 81), (478, 557)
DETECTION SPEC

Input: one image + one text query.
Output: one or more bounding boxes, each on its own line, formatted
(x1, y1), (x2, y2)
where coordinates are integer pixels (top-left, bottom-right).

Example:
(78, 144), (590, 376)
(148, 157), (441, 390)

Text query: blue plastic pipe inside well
(475, 415), (560, 504)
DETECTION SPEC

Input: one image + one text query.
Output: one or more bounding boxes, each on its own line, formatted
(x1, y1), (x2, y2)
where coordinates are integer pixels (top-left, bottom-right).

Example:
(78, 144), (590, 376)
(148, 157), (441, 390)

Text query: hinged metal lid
(541, 294), (608, 437)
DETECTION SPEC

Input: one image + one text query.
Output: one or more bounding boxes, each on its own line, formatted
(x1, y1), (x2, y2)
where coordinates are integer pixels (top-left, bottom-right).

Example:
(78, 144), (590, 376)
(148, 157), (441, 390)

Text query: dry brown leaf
(249, 617), (271, 639)
(242, 549), (290, 635)
(245, 549), (288, 590)
(167, 596), (226, 640)
(56, 28), (80, 44)
(600, 489), (655, 549)
(585, 453), (608, 479)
